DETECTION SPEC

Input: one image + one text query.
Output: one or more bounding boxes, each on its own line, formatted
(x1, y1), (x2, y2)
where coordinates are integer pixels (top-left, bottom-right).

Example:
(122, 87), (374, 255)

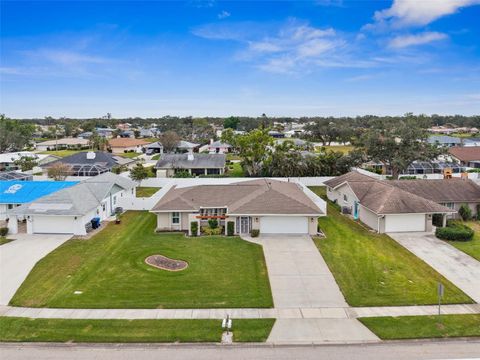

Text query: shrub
(190, 221), (198, 236)
(201, 226), (222, 236)
(208, 218), (218, 229)
(0, 227), (8, 237)
(436, 223), (474, 242)
(477, 204), (480, 220)
(458, 204), (472, 221)
(250, 229), (260, 237)
(227, 221), (235, 236)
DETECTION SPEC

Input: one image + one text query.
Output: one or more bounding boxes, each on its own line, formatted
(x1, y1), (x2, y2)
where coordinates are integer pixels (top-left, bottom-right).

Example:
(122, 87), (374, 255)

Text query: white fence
(117, 185), (174, 211)
(138, 176), (334, 188)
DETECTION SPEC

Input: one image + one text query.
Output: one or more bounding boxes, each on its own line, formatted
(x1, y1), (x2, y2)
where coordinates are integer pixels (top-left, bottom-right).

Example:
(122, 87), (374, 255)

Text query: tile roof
(44, 151), (134, 169)
(36, 138), (89, 146)
(155, 153), (226, 169)
(448, 146), (480, 162)
(151, 179), (324, 215)
(108, 138), (151, 148)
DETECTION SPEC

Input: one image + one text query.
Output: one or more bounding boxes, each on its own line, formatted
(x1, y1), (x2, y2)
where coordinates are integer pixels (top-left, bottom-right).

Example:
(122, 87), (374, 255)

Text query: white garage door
(385, 214), (426, 233)
(260, 216), (308, 234)
(33, 216), (75, 234)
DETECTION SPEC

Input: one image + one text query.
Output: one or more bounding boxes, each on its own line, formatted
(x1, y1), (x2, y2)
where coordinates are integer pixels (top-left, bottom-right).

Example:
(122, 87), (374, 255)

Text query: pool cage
(404, 161), (465, 175)
(69, 164), (111, 177)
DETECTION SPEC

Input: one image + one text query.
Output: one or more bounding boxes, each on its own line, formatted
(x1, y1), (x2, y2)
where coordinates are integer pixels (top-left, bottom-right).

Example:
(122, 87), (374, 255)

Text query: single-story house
(96, 128), (115, 138)
(151, 179), (325, 235)
(145, 141), (164, 155)
(463, 138), (480, 147)
(449, 146), (480, 168)
(155, 153), (226, 177)
(108, 138), (151, 154)
(325, 171), (455, 233)
(35, 138), (90, 151)
(42, 151), (135, 176)
(9, 172), (136, 235)
(0, 180), (77, 221)
(0, 152), (59, 172)
(207, 140), (232, 154)
(176, 140), (200, 153)
(427, 135), (462, 148)
(389, 178), (480, 219)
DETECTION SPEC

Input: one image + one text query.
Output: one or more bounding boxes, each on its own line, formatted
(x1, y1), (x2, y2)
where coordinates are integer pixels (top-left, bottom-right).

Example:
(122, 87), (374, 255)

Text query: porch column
(442, 214), (447, 227)
(7, 215), (18, 234)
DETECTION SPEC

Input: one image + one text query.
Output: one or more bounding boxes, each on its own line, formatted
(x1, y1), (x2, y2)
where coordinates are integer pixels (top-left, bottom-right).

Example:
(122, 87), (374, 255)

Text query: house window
(172, 212), (180, 224)
(113, 196), (117, 205)
(102, 204), (106, 211)
(442, 202), (455, 209)
(343, 194), (348, 202)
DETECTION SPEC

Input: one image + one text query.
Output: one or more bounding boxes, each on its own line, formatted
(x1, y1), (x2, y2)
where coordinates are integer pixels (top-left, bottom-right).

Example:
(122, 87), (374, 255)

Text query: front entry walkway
(0, 234), (72, 305)
(389, 232), (480, 303)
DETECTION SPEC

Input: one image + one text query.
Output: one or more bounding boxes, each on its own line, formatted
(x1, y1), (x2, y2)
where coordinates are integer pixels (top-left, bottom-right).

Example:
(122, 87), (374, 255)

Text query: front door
(240, 216), (250, 234)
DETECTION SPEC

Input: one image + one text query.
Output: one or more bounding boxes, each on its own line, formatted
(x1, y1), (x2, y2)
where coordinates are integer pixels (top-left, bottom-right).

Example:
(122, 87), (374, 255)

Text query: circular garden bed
(145, 255), (188, 271)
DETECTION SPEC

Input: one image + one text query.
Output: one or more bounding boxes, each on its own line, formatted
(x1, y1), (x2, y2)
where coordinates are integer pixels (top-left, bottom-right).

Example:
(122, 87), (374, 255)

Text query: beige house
(108, 138), (151, 154)
(325, 172), (456, 233)
(151, 179), (325, 235)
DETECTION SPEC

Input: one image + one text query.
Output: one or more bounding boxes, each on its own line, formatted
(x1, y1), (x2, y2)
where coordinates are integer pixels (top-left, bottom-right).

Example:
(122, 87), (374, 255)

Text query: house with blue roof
(427, 135), (462, 147)
(0, 181), (77, 220)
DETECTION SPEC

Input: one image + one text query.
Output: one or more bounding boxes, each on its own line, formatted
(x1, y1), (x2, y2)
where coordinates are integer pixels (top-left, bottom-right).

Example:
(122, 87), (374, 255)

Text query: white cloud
(389, 31), (448, 48)
(33, 49), (109, 66)
(218, 10), (231, 19)
(371, 0), (480, 28)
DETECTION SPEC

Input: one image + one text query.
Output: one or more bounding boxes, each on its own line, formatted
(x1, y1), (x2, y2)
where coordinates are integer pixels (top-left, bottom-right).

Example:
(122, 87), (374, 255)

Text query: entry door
(240, 216), (250, 234)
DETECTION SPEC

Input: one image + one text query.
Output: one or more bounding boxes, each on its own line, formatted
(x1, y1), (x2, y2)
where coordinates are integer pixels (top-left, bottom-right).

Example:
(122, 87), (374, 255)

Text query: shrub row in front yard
(436, 223), (474, 241)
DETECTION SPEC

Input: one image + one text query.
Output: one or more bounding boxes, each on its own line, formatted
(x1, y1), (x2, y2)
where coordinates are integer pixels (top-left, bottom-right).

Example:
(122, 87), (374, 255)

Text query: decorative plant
(458, 204), (472, 221)
(208, 218), (218, 229)
(250, 229), (260, 237)
(227, 221), (235, 236)
(190, 221), (198, 236)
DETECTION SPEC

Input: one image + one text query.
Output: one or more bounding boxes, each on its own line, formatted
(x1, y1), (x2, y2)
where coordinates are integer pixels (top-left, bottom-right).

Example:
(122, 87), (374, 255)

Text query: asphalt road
(1, 340), (480, 360)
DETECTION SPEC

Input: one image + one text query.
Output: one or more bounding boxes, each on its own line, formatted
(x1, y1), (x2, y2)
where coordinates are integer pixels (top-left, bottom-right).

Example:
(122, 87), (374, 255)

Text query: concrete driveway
(0, 234), (72, 305)
(389, 232), (480, 303)
(258, 234), (348, 308)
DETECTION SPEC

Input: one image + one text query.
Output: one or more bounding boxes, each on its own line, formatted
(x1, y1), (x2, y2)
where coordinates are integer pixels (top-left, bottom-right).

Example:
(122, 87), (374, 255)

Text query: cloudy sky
(1, 0), (479, 118)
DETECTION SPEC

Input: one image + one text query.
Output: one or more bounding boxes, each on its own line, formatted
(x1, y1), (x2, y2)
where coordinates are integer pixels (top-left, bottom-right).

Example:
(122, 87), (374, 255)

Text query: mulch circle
(145, 255), (188, 271)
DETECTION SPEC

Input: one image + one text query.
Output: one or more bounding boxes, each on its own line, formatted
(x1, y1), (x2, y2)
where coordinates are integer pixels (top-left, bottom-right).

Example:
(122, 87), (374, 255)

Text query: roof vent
(86, 151), (96, 160)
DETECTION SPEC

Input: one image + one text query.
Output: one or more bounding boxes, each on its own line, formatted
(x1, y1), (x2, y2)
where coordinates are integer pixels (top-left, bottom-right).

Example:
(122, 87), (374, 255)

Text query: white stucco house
(324, 171), (456, 233)
(151, 179), (326, 236)
(8, 173), (136, 236)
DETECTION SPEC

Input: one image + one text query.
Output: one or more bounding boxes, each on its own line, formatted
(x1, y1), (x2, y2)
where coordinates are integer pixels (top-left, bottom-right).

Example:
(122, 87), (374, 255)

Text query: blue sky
(1, 0), (480, 118)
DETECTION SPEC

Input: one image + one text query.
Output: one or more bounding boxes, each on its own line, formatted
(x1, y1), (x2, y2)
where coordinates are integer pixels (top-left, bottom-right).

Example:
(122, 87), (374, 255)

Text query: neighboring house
(77, 132), (93, 139)
(9, 172), (136, 235)
(145, 141), (164, 155)
(139, 128), (157, 138)
(96, 128), (115, 138)
(268, 130), (285, 138)
(0, 152), (59, 172)
(0, 180), (77, 221)
(151, 179), (325, 235)
(155, 153), (226, 177)
(35, 138), (90, 151)
(119, 130), (135, 138)
(325, 171), (455, 233)
(207, 140), (232, 154)
(0, 171), (33, 181)
(389, 178), (480, 219)
(108, 138), (151, 154)
(43, 151), (135, 176)
(427, 135), (462, 148)
(177, 140), (200, 153)
(463, 138), (480, 147)
(449, 146), (480, 168)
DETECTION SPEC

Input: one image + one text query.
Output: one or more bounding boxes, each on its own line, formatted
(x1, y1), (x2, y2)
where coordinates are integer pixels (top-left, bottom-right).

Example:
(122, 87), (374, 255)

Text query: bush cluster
(436, 223), (474, 242)
(190, 221), (198, 236)
(201, 226), (223, 236)
(250, 229), (260, 237)
(227, 221), (235, 236)
(0, 227), (8, 237)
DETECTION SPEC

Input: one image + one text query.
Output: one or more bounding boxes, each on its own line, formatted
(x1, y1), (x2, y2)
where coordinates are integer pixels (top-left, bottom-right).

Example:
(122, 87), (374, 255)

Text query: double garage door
(32, 216), (75, 234)
(260, 216), (308, 234)
(384, 214), (426, 233)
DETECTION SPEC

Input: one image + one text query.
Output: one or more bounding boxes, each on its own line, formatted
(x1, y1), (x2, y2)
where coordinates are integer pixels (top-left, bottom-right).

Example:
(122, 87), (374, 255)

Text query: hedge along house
(325, 171), (456, 233)
(8, 173), (136, 235)
(151, 179), (326, 236)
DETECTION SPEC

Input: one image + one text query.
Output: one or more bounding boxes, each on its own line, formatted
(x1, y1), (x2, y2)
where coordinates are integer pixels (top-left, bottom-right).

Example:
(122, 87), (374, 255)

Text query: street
(1, 340), (479, 360)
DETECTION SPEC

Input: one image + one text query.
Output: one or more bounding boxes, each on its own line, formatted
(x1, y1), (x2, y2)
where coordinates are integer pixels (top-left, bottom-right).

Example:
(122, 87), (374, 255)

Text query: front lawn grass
(11, 211), (272, 309)
(360, 314), (480, 340)
(0, 237), (12, 246)
(319, 145), (354, 154)
(120, 152), (141, 159)
(309, 186), (472, 307)
(446, 221), (480, 261)
(136, 187), (160, 197)
(226, 162), (244, 177)
(0, 317), (275, 343)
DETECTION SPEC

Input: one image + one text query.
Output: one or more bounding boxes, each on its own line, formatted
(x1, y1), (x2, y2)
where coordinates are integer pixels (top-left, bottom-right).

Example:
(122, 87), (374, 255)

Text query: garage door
(260, 216), (308, 234)
(385, 214), (425, 233)
(32, 216), (75, 234)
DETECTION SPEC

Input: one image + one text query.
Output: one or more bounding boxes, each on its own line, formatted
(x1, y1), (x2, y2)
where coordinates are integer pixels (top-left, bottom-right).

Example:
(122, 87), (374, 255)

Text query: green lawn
(0, 237), (12, 246)
(11, 211), (272, 309)
(151, 154), (160, 160)
(39, 150), (86, 158)
(120, 152), (141, 159)
(320, 145), (354, 154)
(446, 221), (480, 261)
(309, 187), (472, 307)
(136, 187), (160, 197)
(226, 162), (244, 177)
(0, 317), (275, 343)
(360, 314), (480, 340)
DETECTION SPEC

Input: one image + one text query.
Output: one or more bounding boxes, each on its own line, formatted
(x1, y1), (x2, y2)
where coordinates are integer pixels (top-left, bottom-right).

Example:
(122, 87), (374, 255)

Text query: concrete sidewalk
(389, 232), (480, 303)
